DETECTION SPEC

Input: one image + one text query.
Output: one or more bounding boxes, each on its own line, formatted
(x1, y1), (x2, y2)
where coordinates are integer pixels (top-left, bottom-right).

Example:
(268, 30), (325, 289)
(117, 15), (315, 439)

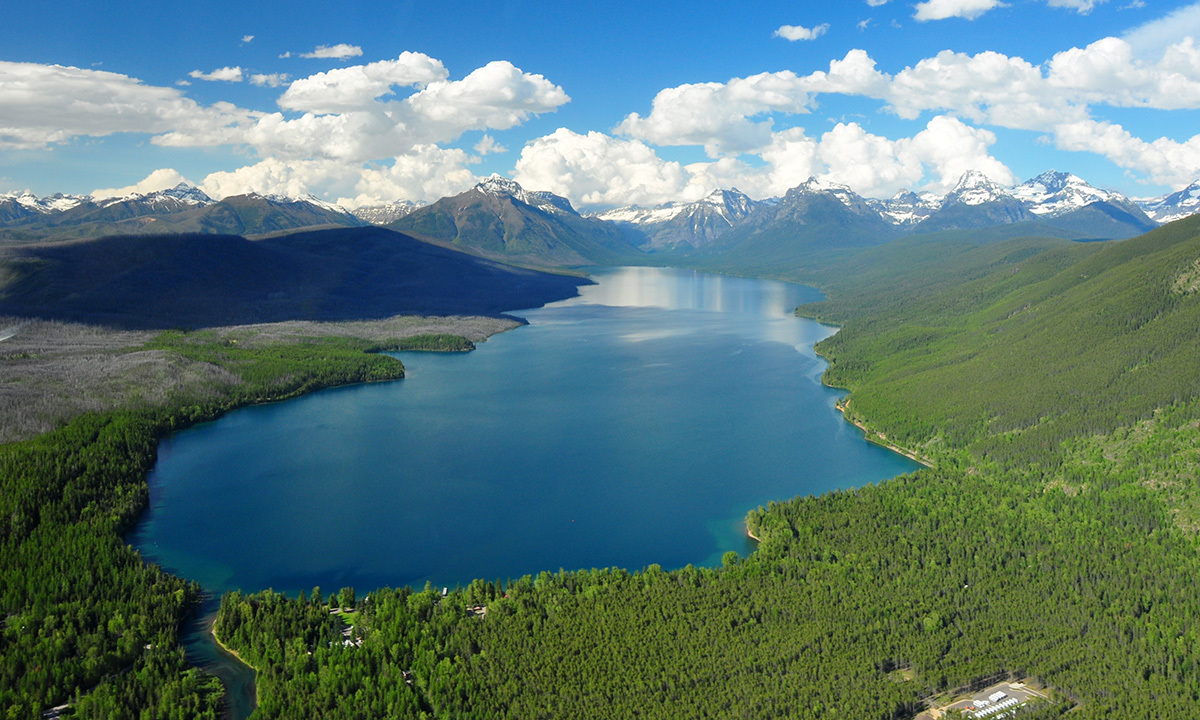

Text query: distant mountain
(194, 193), (364, 235)
(0, 191), (88, 215)
(351, 200), (423, 225)
(0, 197), (39, 224)
(697, 178), (899, 271)
(1137, 181), (1200, 224)
(0, 185), (364, 242)
(589, 188), (760, 249)
(1011, 171), (1123, 217)
(868, 190), (942, 226)
(389, 175), (641, 267)
(1040, 201), (1157, 239)
(0, 226), (589, 329)
(913, 171), (1036, 233)
(54, 183), (215, 226)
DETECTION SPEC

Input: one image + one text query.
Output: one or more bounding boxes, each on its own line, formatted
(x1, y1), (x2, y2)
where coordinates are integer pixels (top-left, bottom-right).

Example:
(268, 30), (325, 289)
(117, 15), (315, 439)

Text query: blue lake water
(129, 266), (918, 595)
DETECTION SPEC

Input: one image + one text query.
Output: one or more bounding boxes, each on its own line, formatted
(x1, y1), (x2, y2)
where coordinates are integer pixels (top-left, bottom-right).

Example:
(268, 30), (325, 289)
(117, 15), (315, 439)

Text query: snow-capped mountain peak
(95, 182), (214, 209)
(475, 174), (576, 215)
(295, 193), (355, 215)
(351, 200), (423, 225)
(1137, 180), (1200, 224)
(477, 173), (525, 198)
(945, 170), (1014, 206)
(3, 190), (88, 213)
(586, 187), (762, 249)
(789, 177), (862, 208)
(796, 176), (851, 194)
(159, 182), (214, 205)
(588, 203), (685, 225)
(1011, 170), (1119, 216)
(871, 189), (943, 226)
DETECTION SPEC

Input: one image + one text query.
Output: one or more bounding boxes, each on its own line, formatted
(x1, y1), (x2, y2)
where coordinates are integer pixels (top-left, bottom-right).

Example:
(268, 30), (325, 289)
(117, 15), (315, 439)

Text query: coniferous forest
(7, 218), (1200, 718)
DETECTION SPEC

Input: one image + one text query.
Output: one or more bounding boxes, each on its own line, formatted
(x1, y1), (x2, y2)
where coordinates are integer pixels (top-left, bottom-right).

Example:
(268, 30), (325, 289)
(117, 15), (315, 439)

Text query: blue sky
(3, 0), (1200, 208)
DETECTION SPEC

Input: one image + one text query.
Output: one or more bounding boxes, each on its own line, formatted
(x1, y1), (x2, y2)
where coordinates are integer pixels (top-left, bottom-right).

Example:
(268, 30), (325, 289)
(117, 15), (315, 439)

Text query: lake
(129, 266), (918, 596)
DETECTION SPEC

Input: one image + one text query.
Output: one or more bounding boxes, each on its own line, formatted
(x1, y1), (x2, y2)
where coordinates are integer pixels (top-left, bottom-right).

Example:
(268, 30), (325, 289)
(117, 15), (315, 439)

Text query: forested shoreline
(0, 330), (474, 717)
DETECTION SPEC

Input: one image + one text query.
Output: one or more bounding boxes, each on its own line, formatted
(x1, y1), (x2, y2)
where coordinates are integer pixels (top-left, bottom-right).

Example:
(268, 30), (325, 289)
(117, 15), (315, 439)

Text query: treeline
(2, 330), (418, 717)
(212, 219), (1200, 718)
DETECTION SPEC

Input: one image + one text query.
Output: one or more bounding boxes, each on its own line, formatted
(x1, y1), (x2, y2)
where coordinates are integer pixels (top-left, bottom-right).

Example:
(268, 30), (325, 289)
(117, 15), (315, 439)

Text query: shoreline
(207, 614), (260, 720)
(798, 311), (933, 470)
(835, 399), (933, 468)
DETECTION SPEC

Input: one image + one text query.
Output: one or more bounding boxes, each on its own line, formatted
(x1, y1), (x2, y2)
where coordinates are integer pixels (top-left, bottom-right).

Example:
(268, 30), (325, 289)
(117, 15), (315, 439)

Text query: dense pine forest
(6, 217), (1200, 717)
(0, 332), (465, 717)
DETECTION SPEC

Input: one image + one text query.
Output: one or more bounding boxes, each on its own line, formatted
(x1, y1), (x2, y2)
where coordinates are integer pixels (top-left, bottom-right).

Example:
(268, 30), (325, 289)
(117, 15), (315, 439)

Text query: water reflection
(563, 267), (811, 319)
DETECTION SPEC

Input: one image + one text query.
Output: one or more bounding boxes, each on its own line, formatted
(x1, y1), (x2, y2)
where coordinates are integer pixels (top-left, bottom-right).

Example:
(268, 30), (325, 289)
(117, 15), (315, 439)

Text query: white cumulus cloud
(407, 61), (570, 137)
(913, 0), (1007, 21)
(250, 73), (291, 88)
(188, 66), (244, 82)
(516, 113), (1014, 208)
(300, 44), (364, 60)
(774, 24), (830, 41)
(474, 134), (506, 155)
(1052, 119), (1200, 187)
(278, 52), (448, 114)
(200, 157), (353, 200)
(755, 116), (1012, 198)
(341, 145), (481, 207)
(0, 61), (260, 150)
(161, 58), (569, 166)
(615, 52), (888, 158)
(514, 128), (699, 207)
(611, 33), (1200, 195)
(1047, 0), (1106, 13)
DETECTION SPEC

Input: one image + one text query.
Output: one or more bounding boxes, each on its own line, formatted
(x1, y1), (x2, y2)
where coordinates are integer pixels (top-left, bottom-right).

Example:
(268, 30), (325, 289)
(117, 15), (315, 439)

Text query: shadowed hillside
(0, 226), (589, 329)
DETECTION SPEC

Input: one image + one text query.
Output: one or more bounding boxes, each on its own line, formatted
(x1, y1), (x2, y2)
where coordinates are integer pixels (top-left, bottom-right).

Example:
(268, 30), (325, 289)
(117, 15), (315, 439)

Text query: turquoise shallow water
(129, 266), (918, 596)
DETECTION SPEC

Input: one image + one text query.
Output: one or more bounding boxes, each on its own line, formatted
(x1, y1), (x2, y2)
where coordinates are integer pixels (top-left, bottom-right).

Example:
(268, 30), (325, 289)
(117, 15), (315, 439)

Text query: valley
(3, 171), (1200, 719)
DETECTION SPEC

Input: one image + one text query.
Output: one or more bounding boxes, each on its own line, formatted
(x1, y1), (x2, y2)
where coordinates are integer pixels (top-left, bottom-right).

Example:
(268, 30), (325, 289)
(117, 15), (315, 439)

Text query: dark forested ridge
(0, 226), (589, 329)
(203, 218), (1200, 718)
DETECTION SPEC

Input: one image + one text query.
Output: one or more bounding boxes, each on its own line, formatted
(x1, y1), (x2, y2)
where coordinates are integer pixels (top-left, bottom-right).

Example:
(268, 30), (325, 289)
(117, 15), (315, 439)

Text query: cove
(130, 267), (918, 596)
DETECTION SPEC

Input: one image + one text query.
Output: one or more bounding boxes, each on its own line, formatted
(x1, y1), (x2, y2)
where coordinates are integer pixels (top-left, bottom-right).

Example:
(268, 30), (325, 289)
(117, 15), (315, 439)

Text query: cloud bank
(5, 12), (1200, 209)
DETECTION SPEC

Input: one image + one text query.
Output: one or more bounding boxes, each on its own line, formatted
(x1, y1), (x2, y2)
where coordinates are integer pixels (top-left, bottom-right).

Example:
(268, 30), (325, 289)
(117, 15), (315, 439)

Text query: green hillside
(802, 216), (1200, 469)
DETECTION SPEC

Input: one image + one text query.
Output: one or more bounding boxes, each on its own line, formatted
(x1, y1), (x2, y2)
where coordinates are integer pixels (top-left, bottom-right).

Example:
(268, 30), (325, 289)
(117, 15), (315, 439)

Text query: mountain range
(593, 170), (1163, 251)
(3, 170), (1197, 270)
(0, 184), (365, 242)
